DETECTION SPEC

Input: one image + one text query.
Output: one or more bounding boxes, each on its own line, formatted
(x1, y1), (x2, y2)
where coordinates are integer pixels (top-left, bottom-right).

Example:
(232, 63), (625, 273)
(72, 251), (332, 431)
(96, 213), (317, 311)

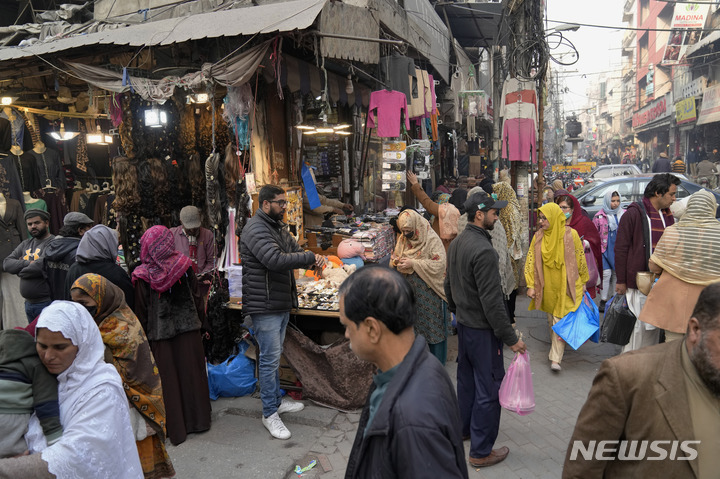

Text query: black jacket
(65, 260), (135, 310)
(40, 236), (80, 300)
(444, 223), (518, 347)
(651, 157), (671, 172)
(240, 210), (315, 315)
(345, 335), (468, 479)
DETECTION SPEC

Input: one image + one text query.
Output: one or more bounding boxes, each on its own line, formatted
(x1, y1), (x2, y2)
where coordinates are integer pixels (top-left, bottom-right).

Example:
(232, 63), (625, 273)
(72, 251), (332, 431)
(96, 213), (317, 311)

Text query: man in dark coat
(445, 191), (526, 468)
(563, 283), (720, 478)
(341, 266), (468, 479)
(652, 152), (672, 172)
(39, 212), (93, 300)
(240, 185), (324, 440)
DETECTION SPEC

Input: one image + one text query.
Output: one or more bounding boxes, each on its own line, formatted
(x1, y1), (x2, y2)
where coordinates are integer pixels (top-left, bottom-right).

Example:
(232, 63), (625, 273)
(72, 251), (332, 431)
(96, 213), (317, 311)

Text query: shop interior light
(187, 93), (210, 104)
(145, 107), (167, 128)
(87, 126), (113, 145)
(49, 121), (79, 141)
(315, 127), (335, 133)
(1, 96), (16, 105)
(336, 131), (351, 136)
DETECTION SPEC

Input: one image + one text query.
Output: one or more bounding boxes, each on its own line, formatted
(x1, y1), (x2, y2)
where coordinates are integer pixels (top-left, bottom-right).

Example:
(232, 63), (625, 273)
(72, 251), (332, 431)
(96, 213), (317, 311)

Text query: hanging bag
(499, 352), (535, 416)
(552, 292), (600, 350)
(600, 294), (636, 346)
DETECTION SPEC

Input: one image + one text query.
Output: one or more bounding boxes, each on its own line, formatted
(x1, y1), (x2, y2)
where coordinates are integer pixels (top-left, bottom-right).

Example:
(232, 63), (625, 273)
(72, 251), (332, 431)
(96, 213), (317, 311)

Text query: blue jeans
(25, 300), (52, 323)
(252, 311), (290, 418)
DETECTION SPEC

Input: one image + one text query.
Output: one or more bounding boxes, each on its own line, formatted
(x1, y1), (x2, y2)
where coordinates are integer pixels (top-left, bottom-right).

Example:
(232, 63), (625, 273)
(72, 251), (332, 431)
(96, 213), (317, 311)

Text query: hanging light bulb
(49, 121), (79, 141)
(345, 74), (354, 95)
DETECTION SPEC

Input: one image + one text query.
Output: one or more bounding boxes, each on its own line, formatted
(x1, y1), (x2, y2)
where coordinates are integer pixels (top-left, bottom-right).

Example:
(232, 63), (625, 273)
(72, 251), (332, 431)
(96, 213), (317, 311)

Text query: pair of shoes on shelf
(469, 446), (510, 468)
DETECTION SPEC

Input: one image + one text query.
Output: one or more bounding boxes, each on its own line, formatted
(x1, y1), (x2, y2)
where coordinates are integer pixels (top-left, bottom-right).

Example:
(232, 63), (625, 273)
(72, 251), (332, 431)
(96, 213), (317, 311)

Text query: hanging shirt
(378, 54), (415, 105)
(367, 90), (410, 138)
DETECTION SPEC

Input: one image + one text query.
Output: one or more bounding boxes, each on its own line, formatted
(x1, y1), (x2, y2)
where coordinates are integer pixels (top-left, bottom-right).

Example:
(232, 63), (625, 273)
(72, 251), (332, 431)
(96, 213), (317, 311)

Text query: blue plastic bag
(552, 292), (600, 350)
(207, 342), (257, 400)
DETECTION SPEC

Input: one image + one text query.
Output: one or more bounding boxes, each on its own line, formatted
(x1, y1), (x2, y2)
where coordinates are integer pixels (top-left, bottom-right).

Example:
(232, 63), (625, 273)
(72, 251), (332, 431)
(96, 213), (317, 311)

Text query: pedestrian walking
(592, 191), (624, 312)
(445, 191), (526, 468)
(525, 203), (589, 372)
(671, 155), (686, 174)
(651, 152), (672, 173)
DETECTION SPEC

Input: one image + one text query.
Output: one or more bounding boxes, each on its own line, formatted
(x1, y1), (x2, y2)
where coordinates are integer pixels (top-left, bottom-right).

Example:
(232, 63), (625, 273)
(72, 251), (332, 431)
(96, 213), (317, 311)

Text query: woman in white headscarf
(0, 301), (143, 478)
(592, 190), (625, 311)
(640, 190), (720, 341)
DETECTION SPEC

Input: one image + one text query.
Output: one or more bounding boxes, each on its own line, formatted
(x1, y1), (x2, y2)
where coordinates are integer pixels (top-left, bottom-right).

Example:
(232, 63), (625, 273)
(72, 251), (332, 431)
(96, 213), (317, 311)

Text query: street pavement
(167, 295), (620, 478)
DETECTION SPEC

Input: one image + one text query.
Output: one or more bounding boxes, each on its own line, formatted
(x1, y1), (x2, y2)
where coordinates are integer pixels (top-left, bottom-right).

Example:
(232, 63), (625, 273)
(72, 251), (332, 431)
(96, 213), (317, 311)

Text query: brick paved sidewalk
(288, 295), (620, 479)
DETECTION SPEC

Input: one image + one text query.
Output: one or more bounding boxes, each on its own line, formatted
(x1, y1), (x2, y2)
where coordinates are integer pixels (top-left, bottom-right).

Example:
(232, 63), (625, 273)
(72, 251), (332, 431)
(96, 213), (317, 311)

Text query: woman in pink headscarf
(132, 225), (211, 446)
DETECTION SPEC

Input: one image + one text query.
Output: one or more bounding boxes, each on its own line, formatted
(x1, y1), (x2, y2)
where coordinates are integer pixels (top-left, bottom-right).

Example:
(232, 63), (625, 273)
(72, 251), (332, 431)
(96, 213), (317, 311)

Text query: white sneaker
(262, 412), (291, 440)
(277, 397), (305, 414)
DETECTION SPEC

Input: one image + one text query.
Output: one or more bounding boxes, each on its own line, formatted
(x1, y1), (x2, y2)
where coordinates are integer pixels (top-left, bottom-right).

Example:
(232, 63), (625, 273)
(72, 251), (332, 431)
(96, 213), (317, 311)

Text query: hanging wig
(137, 159), (156, 220)
(224, 142), (239, 205)
(111, 157), (141, 215)
(179, 103), (197, 160)
(148, 157), (170, 217)
(188, 152), (206, 207)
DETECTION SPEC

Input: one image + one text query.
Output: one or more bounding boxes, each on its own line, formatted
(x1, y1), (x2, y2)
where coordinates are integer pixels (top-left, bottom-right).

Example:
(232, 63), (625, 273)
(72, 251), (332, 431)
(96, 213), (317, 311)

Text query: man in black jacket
(445, 191), (527, 468)
(240, 185), (324, 440)
(341, 266), (468, 479)
(39, 212), (94, 300)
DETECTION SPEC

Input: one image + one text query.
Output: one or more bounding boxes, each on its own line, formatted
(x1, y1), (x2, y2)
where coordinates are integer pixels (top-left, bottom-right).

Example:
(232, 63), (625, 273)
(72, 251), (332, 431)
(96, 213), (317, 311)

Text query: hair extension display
(117, 213), (143, 273)
(188, 152), (206, 208)
(148, 157), (170, 219)
(111, 157), (141, 215)
(137, 159), (156, 220)
(119, 95), (134, 158)
(235, 178), (250, 239)
(223, 142), (238, 206)
(205, 275), (239, 363)
(179, 104), (196, 160)
(205, 152), (222, 230)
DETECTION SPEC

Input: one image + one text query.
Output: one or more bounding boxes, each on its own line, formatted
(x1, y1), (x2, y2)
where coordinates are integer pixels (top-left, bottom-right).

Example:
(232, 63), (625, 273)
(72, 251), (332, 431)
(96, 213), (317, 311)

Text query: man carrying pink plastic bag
(499, 351), (535, 415)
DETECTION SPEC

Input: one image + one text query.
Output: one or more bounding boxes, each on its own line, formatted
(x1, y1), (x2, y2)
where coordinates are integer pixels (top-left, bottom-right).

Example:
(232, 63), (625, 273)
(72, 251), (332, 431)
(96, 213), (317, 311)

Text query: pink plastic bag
(499, 352), (535, 415)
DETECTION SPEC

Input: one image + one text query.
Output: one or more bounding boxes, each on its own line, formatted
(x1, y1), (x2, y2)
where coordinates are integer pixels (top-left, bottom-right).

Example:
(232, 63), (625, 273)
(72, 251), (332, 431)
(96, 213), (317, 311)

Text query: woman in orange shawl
(70, 273), (175, 479)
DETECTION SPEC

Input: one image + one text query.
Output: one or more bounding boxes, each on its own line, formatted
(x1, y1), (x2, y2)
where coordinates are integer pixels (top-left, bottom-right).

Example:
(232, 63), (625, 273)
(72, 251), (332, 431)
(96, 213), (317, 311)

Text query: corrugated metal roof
(0, 0), (326, 61)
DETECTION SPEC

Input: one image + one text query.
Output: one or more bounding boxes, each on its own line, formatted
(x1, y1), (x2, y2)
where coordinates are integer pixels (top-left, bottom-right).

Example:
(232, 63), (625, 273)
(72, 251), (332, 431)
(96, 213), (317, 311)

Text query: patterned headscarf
(131, 225), (193, 293)
(493, 182), (522, 253)
(393, 209), (447, 301)
(651, 190), (720, 285)
(71, 273), (124, 323)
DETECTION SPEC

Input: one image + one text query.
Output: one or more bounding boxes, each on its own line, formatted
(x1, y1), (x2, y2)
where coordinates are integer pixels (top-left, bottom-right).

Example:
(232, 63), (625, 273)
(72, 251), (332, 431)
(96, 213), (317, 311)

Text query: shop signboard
(675, 97), (697, 125)
(661, 3), (711, 65)
(632, 93), (673, 130)
(697, 83), (720, 125)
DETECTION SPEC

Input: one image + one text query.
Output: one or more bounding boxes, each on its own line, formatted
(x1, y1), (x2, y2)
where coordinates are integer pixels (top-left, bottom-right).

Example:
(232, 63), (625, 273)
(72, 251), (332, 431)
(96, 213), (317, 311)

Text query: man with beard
(445, 191), (527, 468)
(563, 282), (720, 478)
(240, 185), (325, 440)
(3, 209), (55, 322)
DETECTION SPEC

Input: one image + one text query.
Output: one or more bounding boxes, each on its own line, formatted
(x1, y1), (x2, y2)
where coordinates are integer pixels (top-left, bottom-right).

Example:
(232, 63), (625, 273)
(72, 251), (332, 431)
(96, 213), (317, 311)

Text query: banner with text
(661, 3), (711, 65)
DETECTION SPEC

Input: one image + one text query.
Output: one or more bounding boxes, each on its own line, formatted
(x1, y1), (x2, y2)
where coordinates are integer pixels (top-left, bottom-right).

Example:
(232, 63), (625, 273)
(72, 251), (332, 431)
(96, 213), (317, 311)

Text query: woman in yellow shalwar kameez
(525, 202), (589, 372)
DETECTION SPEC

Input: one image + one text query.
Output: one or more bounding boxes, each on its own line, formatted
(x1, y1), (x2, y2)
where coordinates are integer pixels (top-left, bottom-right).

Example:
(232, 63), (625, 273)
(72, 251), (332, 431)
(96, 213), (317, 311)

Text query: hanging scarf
(642, 196), (675, 251)
(393, 209), (447, 301)
(493, 182), (523, 257)
(71, 274), (170, 442)
(539, 203), (567, 269)
(429, 192), (450, 225)
(650, 190), (720, 285)
(601, 190), (624, 232)
(131, 225), (193, 293)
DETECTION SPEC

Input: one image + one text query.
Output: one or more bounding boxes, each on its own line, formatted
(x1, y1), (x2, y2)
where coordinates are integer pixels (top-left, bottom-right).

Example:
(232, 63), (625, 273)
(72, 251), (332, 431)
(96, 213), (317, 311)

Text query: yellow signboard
(552, 164), (593, 173)
(675, 97), (697, 125)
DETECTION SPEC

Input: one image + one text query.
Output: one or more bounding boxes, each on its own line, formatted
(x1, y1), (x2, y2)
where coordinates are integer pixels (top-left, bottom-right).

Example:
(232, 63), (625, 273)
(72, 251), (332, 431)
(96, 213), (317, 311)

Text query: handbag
(499, 352), (535, 415)
(551, 292), (600, 350)
(600, 294), (636, 346)
(635, 271), (659, 296)
(584, 243), (600, 288)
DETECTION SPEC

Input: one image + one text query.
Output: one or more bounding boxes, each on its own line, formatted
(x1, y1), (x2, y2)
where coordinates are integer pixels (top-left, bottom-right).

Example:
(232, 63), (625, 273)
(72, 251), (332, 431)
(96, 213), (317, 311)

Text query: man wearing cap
(652, 152), (672, 173)
(171, 206), (216, 279)
(445, 191), (527, 469)
(39, 212), (94, 300)
(2, 209), (55, 322)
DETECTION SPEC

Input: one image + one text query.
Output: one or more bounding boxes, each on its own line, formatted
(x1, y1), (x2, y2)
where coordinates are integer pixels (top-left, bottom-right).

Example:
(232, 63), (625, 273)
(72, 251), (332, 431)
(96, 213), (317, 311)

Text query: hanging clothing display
(0, 108), (31, 150)
(33, 189), (68, 235)
(14, 153), (41, 192)
(0, 197), (27, 329)
(27, 149), (65, 189)
(500, 77), (538, 162)
(408, 68), (430, 119)
(378, 53), (415, 105)
(367, 90), (410, 138)
(0, 155), (26, 208)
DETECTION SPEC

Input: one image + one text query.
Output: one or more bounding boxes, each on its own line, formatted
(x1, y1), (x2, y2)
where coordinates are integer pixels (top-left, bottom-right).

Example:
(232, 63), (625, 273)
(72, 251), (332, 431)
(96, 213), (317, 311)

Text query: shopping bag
(600, 294), (636, 346)
(207, 342), (258, 400)
(585, 244), (600, 288)
(499, 352), (535, 415)
(552, 292), (600, 350)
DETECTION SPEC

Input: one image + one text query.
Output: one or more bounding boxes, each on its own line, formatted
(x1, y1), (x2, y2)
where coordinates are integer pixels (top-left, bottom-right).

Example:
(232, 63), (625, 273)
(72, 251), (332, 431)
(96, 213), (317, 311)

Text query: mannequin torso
(33, 142), (46, 154)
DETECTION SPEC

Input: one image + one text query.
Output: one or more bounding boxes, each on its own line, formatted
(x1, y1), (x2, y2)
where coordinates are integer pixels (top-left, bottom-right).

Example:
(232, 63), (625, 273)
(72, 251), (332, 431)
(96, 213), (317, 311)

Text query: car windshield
(573, 182), (599, 197)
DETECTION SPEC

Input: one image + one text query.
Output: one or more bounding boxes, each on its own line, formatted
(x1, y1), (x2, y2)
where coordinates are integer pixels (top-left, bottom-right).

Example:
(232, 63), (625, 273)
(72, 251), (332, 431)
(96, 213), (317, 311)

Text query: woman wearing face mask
(525, 203), (589, 372)
(70, 273), (175, 479)
(0, 301), (143, 478)
(390, 209), (450, 364)
(554, 190), (603, 299)
(592, 191), (624, 312)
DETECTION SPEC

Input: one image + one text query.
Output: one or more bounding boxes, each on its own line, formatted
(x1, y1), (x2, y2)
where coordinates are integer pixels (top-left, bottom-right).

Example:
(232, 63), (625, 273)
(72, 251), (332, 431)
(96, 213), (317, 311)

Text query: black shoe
(599, 300), (606, 313)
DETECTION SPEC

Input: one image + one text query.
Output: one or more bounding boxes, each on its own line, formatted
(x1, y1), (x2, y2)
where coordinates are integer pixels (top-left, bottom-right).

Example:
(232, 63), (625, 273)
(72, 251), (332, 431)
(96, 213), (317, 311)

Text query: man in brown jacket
(563, 283), (720, 478)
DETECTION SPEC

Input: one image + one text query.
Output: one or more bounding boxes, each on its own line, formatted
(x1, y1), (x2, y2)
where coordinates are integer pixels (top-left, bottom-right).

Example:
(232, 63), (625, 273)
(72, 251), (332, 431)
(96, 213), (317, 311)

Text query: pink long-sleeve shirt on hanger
(368, 90), (411, 138)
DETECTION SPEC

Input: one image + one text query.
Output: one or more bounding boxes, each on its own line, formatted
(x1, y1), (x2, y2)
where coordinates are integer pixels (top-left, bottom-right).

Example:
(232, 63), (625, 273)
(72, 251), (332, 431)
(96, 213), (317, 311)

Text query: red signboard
(632, 94), (672, 128)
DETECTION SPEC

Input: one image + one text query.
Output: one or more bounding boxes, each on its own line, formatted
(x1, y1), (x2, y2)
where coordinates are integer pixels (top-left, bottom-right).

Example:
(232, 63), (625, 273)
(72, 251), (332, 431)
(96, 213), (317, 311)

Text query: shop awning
(686, 30), (720, 58)
(436, 2), (504, 50)
(0, 0), (327, 61)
